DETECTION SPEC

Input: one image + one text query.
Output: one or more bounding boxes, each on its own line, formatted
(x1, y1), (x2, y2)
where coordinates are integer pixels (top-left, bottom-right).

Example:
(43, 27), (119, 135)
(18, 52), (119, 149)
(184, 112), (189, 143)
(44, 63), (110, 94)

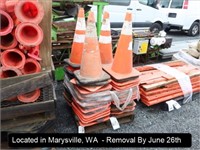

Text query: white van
(90, 0), (169, 33)
(160, 0), (200, 36)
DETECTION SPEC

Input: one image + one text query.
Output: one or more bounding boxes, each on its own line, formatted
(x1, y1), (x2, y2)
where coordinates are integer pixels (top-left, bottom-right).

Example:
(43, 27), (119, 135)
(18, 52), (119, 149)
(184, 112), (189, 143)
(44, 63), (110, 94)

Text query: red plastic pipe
(0, 32), (18, 50)
(1, 48), (26, 69)
(5, 0), (19, 13)
(14, 0), (44, 24)
(0, 0), (6, 10)
(21, 58), (41, 75)
(0, 66), (22, 78)
(17, 89), (41, 103)
(0, 9), (14, 36)
(15, 22), (43, 46)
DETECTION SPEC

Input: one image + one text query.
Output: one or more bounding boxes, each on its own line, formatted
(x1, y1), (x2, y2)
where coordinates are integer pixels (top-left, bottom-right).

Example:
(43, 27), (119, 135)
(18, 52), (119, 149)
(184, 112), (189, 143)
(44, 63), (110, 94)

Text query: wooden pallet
(74, 112), (134, 133)
(1, 85), (56, 132)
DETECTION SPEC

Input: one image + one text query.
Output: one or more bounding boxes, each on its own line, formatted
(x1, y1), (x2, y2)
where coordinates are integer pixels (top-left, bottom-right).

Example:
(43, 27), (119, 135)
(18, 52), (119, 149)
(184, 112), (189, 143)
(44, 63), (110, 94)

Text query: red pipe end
(0, 32), (18, 50)
(1, 48), (26, 69)
(0, 9), (14, 36)
(15, 0), (44, 24)
(15, 22), (43, 46)
(0, 66), (22, 78)
(17, 89), (41, 103)
(0, 0), (6, 11)
(5, 0), (19, 13)
(21, 58), (41, 75)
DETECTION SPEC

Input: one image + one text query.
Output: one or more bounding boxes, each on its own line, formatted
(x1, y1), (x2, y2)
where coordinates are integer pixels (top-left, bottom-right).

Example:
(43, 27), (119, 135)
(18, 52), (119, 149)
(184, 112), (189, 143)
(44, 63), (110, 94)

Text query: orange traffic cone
(1, 48), (26, 69)
(0, 66), (22, 78)
(21, 58), (41, 75)
(74, 11), (110, 85)
(0, 31), (18, 50)
(14, 0), (44, 24)
(0, 9), (14, 36)
(15, 22), (43, 47)
(103, 10), (140, 81)
(99, 11), (113, 65)
(17, 89), (41, 103)
(66, 8), (86, 68)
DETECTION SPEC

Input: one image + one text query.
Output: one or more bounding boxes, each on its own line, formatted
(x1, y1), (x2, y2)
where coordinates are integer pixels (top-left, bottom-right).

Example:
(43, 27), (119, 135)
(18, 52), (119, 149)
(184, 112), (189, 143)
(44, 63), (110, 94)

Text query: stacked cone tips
(103, 10), (140, 81)
(0, 32), (18, 50)
(69, 8), (86, 66)
(0, 67), (22, 78)
(99, 11), (113, 65)
(0, 9), (14, 36)
(21, 58), (41, 75)
(14, 0), (44, 24)
(17, 89), (41, 103)
(80, 11), (102, 78)
(15, 22), (43, 46)
(1, 48), (26, 69)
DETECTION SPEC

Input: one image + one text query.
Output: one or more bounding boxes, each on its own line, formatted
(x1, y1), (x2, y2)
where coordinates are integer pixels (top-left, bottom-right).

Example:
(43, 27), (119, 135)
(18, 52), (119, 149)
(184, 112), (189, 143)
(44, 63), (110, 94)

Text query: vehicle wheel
(188, 22), (200, 36)
(164, 27), (171, 32)
(149, 23), (162, 33)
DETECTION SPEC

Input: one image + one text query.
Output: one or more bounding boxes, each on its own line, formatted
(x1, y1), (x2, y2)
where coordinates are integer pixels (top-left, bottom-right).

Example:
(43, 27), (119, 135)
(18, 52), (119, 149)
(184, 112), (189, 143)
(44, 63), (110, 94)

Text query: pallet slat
(1, 72), (53, 100)
(1, 100), (55, 120)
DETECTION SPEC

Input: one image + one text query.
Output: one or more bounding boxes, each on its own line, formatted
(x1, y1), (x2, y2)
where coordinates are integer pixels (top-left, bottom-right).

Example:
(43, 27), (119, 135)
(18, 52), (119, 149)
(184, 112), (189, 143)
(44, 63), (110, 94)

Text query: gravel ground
(53, 81), (200, 150)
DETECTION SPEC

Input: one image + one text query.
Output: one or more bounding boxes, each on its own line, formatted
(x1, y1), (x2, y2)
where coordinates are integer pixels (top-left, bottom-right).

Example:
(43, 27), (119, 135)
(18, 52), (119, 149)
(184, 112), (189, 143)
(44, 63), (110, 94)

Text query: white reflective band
(166, 100), (174, 111)
(76, 18), (86, 30)
(99, 35), (112, 44)
(121, 21), (132, 35)
(128, 41), (132, 51)
(101, 19), (110, 31)
(73, 34), (85, 43)
(110, 117), (120, 130)
(110, 88), (133, 111)
(150, 64), (193, 104)
(78, 126), (85, 133)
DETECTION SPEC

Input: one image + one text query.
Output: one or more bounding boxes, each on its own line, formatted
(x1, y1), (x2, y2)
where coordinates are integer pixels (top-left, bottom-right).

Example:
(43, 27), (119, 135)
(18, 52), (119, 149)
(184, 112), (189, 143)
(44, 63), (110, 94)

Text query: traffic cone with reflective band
(1, 48), (26, 69)
(0, 9), (14, 36)
(21, 58), (41, 75)
(66, 8), (86, 68)
(14, 0), (44, 24)
(15, 22), (43, 47)
(74, 11), (110, 85)
(17, 89), (40, 103)
(99, 11), (113, 65)
(0, 66), (22, 78)
(28, 45), (41, 61)
(0, 31), (18, 50)
(103, 10), (140, 82)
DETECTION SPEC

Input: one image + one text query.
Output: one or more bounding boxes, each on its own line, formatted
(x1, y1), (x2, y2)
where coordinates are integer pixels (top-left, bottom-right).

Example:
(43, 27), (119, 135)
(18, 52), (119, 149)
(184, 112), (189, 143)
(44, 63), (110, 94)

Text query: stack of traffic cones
(0, 0), (45, 103)
(136, 60), (200, 106)
(63, 11), (112, 127)
(64, 8), (86, 79)
(103, 10), (141, 117)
